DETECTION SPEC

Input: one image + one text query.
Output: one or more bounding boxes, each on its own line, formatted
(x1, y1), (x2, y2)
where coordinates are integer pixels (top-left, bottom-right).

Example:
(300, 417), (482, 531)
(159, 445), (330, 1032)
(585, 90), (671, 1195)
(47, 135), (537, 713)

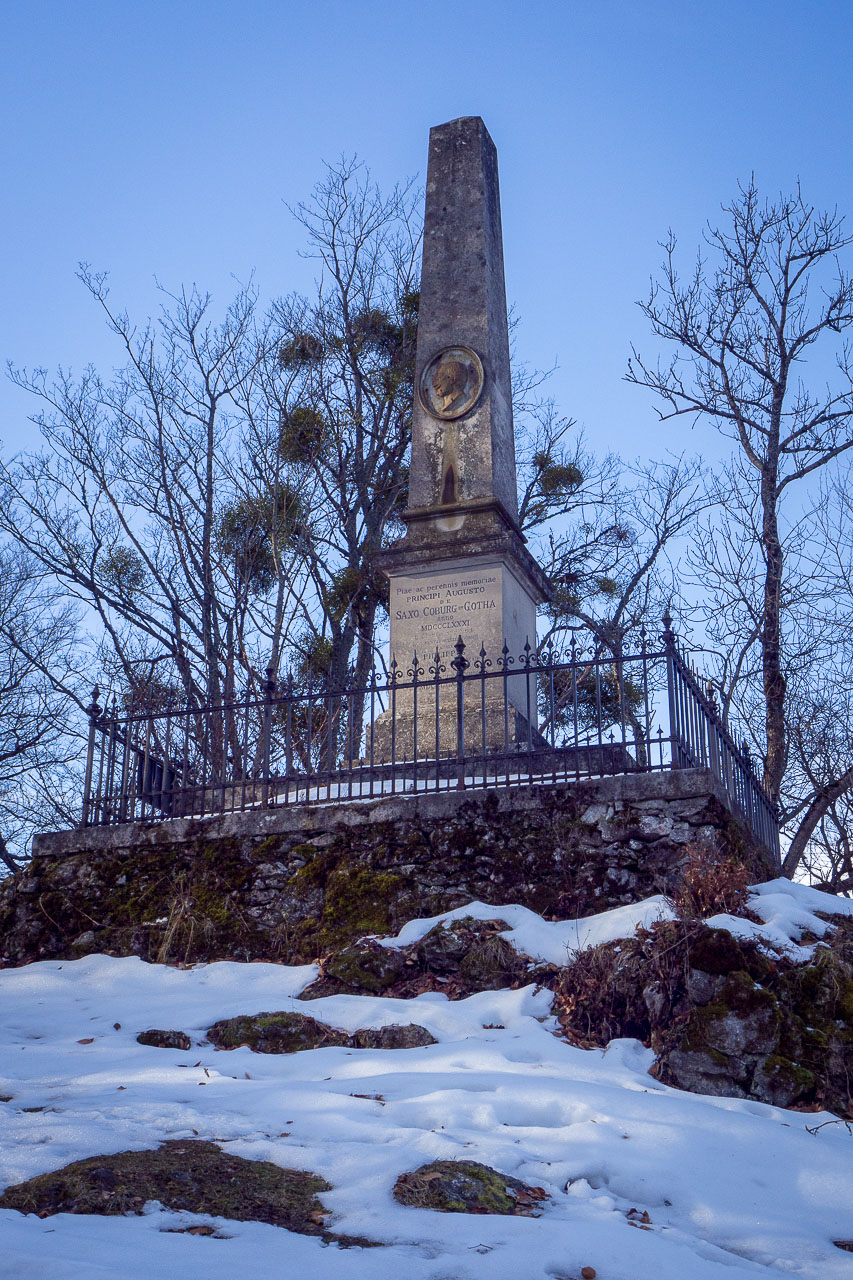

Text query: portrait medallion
(418, 346), (484, 420)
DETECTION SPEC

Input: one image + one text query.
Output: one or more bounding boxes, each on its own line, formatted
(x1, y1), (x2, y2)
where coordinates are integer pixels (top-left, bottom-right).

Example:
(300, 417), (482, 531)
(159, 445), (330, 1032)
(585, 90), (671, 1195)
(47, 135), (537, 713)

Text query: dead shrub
(669, 843), (750, 920)
(555, 920), (699, 1049)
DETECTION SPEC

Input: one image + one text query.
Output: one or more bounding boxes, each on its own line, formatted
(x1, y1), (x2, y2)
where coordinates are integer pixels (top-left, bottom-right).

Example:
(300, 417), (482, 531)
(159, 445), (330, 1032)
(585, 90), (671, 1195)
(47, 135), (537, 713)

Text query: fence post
(261, 664), (276, 807)
(452, 635), (469, 790)
(661, 611), (681, 770)
(285, 672), (294, 784)
(705, 680), (721, 784)
(80, 684), (101, 829)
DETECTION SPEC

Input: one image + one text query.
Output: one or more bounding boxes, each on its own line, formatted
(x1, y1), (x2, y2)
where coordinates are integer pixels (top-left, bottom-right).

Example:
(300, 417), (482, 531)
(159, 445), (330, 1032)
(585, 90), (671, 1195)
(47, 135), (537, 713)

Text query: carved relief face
(419, 346), (484, 420)
(432, 359), (467, 409)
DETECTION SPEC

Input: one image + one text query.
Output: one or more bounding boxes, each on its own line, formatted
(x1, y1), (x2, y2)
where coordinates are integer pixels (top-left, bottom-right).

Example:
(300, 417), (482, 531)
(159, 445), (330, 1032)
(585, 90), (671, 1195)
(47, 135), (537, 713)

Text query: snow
(705, 875), (853, 961)
(377, 896), (676, 966)
(264, 766), (627, 808)
(2, 881), (853, 1278)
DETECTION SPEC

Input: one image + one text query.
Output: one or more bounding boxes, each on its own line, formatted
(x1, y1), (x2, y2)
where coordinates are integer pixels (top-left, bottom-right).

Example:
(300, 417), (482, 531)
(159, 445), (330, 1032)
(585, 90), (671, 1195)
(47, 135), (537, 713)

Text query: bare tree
(778, 468), (853, 880)
(1, 274), (310, 731)
(1, 157), (714, 816)
(0, 547), (81, 869)
(528, 452), (707, 763)
(535, 453), (706, 655)
(628, 180), (853, 874)
(248, 159), (422, 704)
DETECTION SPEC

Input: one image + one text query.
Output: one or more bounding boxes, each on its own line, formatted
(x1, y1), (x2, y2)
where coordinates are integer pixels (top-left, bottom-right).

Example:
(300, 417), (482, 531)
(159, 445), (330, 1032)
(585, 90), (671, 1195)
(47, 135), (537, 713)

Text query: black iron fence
(81, 615), (780, 860)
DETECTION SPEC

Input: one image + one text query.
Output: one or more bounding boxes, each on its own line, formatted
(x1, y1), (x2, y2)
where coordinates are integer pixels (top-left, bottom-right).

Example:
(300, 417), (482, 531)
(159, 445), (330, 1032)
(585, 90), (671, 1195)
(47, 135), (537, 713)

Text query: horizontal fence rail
(81, 617), (780, 861)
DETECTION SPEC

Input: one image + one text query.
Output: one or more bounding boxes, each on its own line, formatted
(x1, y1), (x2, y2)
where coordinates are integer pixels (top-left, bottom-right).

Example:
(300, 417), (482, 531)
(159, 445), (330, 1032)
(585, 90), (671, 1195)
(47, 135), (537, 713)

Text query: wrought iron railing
(80, 616), (780, 860)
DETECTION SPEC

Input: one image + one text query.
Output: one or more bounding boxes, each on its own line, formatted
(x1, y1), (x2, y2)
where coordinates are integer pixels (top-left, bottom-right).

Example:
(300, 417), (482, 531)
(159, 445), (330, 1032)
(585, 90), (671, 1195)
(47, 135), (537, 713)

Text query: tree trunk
(760, 469), (786, 803)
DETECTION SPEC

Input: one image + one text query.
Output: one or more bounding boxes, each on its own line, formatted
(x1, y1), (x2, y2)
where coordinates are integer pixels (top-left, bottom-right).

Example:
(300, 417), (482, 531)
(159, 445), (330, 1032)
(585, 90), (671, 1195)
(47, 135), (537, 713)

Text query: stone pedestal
(372, 551), (541, 759)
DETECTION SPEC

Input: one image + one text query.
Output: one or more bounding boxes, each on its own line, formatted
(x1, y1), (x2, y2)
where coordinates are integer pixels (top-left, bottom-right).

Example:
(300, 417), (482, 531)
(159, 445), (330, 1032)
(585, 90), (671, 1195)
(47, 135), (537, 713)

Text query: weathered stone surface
(556, 913), (853, 1113)
(0, 1140), (331, 1233)
(137, 1029), (191, 1051)
(207, 1011), (348, 1054)
(374, 117), (549, 753)
(350, 1025), (436, 1050)
(302, 916), (548, 1002)
(205, 1010), (436, 1054)
(312, 940), (409, 996)
(393, 1160), (548, 1216)
(0, 771), (774, 968)
(406, 117), (519, 525)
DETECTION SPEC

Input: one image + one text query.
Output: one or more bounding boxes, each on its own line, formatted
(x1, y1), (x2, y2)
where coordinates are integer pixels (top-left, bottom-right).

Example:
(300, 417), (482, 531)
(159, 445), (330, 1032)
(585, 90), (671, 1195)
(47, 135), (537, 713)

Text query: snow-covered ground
(1, 881), (853, 1279)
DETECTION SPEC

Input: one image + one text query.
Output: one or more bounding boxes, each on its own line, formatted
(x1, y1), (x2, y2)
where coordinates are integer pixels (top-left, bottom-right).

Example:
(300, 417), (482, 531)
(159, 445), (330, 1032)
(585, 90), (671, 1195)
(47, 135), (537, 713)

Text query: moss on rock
(0, 1140), (330, 1233)
(301, 916), (555, 1002)
(136, 1029), (191, 1051)
(321, 867), (411, 944)
(206, 1011), (436, 1054)
(207, 1011), (349, 1054)
(316, 940), (408, 995)
(556, 918), (853, 1113)
(393, 1160), (548, 1216)
(350, 1024), (436, 1049)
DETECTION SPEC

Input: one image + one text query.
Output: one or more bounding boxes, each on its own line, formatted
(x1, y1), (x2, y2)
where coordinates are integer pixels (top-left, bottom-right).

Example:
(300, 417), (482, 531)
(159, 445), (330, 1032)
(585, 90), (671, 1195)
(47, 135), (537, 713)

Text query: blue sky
(2, 0), (852, 463)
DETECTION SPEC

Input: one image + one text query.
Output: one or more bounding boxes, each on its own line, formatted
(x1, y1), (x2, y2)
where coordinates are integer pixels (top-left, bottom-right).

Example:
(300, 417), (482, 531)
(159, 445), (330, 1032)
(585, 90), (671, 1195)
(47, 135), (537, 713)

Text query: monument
(375, 116), (552, 756)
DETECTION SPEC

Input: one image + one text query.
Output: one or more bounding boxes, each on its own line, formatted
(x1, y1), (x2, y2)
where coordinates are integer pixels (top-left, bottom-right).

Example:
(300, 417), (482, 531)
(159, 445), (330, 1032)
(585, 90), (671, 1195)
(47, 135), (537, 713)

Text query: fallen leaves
(511, 1185), (549, 1215)
(162, 1223), (232, 1239)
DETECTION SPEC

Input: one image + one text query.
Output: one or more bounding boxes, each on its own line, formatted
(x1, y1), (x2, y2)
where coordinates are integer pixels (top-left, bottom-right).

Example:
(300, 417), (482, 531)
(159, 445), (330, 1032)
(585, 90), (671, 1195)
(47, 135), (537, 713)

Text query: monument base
(370, 698), (543, 763)
(374, 509), (551, 758)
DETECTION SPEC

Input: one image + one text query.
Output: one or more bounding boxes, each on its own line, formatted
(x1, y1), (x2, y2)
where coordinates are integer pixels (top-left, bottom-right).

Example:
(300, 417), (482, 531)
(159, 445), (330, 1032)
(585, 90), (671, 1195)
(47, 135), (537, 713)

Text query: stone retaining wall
(0, 770), (776, 967)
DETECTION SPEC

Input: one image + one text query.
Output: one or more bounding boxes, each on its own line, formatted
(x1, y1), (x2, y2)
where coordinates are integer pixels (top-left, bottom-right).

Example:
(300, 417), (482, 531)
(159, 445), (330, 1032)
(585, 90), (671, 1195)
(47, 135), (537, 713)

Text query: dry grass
(668, 843), (751, 920)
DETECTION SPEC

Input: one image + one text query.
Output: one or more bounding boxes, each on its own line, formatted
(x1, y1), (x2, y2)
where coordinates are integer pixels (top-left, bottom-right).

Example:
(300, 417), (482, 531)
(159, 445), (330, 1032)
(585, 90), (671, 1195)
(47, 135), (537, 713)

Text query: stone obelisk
(376, 116), (551, 752)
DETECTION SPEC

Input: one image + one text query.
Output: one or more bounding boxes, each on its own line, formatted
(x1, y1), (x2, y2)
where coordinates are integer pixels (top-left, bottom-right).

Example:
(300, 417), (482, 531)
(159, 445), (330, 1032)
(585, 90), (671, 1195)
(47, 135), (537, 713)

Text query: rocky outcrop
(301, 916), (554, 1001)
(0, 1140), (331, 1234)
(137, 1029), (191, 1050)
(206, 1010), (437, 1054)
(393, 1160), (549, 1216)
(556, 917), (853, 1114)
(0, 771), (773, 967)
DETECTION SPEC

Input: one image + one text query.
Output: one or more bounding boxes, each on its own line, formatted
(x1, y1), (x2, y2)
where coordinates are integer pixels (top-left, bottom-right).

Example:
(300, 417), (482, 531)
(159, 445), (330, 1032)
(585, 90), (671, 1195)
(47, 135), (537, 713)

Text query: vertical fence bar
(305, 668), (314, 805)
(343, 680), (353, 798)
(523, 640), (533, 777)
(70, 627), (780, 861)
(117, 714), (131, 824)
(284, 673), (294, 802)
(390, 657), (398, 795)
(571, 633), (580, 781)
(546, 641), (557, 785)
(411, 651), (420, 796)
(368, 664), (377, 798)
(641, 626), (652, 772)
(80, 685), (101, 828)
(92, 706), (109, 824)
(102, 702), (119, 825)
(594, 641), (603, 780)
(453, 636), (468, 791)
(479, 645), (487, 788)
(432, 648), (441, 791)
(261, 664), (276, 808)
(501, 642), (511, 786)
(662, 611), (680, 769)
